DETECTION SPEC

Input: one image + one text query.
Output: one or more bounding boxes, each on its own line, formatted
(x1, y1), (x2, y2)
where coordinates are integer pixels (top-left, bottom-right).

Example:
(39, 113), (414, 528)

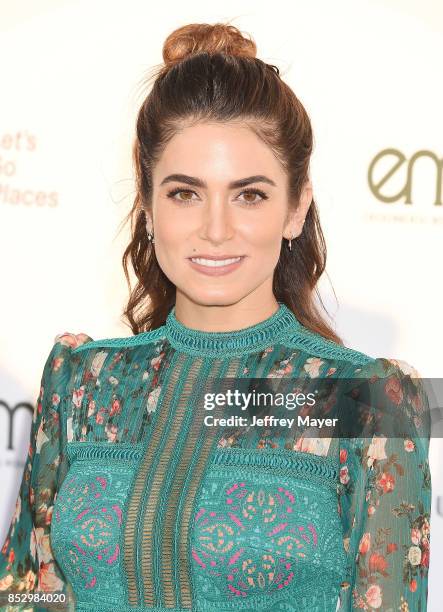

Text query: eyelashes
(165, 187), (269, 206)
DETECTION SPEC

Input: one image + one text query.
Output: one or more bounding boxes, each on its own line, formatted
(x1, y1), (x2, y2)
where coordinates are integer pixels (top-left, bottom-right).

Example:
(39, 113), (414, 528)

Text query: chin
(182, 291), (246, 308)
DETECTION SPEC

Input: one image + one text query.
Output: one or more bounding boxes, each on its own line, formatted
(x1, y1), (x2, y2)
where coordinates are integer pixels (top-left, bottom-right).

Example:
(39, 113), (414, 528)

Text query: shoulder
(345, 356), (425, 398)
(283, 321), (425, 377)
(43, 328), (166, 385)
(351, 355), (423, 379)
(345, 356), (430, 441)
(53, 331), (94, 349)
(283, 324), (375, 367)
(65, 326), (167, 353)
(35, 332), (96, 419)
(44, 332), (95, 367)
(282, 325), (425, 391)
(39, 331), (95, 382)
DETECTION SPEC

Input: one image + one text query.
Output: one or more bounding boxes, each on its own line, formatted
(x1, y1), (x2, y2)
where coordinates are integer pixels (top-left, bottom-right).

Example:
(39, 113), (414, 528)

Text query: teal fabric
(0, 303), (431, 611)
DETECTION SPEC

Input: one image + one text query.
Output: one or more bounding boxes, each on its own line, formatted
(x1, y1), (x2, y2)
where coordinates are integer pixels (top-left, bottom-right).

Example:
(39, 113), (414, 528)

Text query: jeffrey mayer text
(204, 414), (339, 428)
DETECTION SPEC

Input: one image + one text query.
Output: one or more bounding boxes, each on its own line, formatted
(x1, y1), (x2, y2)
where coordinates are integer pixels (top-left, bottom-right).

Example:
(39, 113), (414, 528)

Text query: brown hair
(121, 22), (343, 345)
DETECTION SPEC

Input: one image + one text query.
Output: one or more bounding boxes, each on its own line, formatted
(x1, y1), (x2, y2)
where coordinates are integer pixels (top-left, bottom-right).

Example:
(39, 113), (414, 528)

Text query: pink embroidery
(193, 480), (318, 597)
(112, 504), (123, 526)
(53, 473), (123, 589)
(192, 550), (206, 568)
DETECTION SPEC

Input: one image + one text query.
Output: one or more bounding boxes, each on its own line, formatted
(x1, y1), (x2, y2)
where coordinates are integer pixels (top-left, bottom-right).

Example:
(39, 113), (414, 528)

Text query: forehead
(153, 121), (285, 183)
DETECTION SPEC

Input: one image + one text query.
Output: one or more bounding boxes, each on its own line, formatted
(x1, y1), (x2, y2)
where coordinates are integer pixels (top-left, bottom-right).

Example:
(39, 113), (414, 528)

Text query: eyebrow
(159, 173), (276, 189)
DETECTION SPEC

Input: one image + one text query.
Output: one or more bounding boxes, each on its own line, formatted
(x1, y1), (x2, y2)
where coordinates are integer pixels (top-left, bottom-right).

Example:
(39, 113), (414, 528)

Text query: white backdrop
(0, 0), (442, 609)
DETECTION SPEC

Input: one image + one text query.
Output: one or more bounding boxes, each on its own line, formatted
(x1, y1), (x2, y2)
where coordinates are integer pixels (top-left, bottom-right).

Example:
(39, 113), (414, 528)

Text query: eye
(166, 187), (268, 206)
(166, 188), (198, 204)
(237, 188), (268, 206)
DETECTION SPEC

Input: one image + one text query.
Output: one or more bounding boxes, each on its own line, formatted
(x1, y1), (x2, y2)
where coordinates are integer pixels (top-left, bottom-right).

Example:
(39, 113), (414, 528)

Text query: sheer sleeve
(0, 332), (93, 612)
(338, 357), (432, 611)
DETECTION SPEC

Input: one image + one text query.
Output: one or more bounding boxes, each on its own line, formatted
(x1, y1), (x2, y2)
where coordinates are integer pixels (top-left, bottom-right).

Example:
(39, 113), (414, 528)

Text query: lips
(187, 255), (245, 260)
(187, 255), (246, 276)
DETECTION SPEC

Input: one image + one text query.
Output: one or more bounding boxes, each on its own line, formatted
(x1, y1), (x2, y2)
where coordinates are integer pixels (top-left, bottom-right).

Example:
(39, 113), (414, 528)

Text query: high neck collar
(164, 302), (300, 357)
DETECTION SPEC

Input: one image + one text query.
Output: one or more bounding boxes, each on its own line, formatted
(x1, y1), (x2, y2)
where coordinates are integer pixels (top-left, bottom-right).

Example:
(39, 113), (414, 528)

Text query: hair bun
(162, 22), (257, 70)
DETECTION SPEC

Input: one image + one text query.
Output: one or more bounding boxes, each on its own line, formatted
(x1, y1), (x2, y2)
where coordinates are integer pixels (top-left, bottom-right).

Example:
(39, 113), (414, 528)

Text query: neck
(173, 293), (280, 333)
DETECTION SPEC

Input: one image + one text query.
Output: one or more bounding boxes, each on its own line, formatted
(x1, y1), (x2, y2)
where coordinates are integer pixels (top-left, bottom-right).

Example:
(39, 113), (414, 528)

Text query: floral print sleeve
(338, 357), (431, 611)
(0, 332), (93, 611)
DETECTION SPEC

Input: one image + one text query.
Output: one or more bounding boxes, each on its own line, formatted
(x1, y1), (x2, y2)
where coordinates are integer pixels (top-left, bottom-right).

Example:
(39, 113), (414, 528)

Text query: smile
(187, 256), (246, 276)
(190, 257), (242, 267)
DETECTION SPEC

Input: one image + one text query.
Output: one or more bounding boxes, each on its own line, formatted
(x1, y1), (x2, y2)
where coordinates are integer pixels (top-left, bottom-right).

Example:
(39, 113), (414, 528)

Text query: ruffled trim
(54, 331), (94, 349)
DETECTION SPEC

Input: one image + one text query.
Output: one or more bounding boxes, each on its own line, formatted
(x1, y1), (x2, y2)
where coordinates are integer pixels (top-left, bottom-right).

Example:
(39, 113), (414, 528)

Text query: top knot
(162, 22), (257, 70)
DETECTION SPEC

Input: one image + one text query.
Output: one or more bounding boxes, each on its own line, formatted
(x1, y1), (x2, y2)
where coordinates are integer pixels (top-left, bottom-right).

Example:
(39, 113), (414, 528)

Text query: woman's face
(149, 121), (312, 309)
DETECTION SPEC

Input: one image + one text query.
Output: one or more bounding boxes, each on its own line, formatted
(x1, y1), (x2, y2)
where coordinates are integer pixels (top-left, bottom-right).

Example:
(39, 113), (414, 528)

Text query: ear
(283, 179), (313, 240)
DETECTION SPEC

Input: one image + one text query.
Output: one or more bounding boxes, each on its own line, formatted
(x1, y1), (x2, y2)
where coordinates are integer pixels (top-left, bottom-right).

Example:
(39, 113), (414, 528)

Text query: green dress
(0, 303), (431, 611)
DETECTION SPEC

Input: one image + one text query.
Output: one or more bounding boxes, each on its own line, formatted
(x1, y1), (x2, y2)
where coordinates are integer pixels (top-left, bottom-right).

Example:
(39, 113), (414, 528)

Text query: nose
(199, 195), (234, 244)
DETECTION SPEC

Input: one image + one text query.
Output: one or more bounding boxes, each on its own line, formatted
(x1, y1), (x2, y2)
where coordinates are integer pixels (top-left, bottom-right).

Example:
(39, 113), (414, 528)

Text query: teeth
(190, 257), (242, 267)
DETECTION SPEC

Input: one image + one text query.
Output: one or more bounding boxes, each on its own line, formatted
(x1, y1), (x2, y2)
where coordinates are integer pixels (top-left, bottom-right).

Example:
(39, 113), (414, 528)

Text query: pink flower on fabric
(339, 466), (350, 485)
(365, 584), (382, 608)
(72, 386), (85, 409)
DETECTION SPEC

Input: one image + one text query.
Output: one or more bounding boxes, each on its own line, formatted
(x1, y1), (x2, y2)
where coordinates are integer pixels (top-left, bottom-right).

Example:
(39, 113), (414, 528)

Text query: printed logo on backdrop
(0, 400), (33, 460)
(367, 148), (443, 224)
(0, 129), (59, 207)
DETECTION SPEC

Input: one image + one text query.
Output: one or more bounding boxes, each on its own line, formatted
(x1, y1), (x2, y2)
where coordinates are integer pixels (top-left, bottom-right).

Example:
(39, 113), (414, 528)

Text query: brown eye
(238, 188), (268, 205)
(166, 188), (198, 204)
(178, 190), (194, 200)
(242, 192), (260, 204)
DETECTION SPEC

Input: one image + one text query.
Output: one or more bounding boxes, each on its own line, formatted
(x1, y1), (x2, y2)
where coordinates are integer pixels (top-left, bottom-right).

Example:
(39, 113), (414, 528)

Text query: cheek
(154, 208), (186, 247)
(240, 216), (283, 249)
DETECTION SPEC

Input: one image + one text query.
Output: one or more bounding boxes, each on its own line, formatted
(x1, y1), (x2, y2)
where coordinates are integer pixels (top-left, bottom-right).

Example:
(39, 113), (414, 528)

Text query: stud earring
(146, 225), (155, 244)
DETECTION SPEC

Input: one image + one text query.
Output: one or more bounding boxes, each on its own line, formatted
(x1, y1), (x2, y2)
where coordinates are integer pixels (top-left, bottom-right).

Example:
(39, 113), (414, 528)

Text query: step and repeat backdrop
(0, 0), (442, 609)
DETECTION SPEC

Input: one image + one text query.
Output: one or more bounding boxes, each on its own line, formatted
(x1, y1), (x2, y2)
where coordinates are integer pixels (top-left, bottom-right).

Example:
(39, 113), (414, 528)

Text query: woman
(0, 22), (431, 612)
